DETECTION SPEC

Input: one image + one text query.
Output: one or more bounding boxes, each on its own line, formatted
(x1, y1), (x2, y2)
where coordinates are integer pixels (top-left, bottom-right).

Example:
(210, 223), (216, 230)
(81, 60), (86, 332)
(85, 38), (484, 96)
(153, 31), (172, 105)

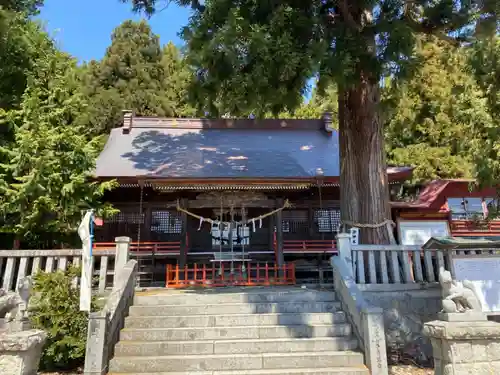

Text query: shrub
(30, 265), (98, 371)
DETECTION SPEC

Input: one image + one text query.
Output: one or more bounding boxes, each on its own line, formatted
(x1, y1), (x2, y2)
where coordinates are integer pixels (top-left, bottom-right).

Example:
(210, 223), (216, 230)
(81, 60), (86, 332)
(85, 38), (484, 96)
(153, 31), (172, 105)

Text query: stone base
(0, 330), (47, 375)
(424, 320), (500, 375)
(438, 311), (487, 322)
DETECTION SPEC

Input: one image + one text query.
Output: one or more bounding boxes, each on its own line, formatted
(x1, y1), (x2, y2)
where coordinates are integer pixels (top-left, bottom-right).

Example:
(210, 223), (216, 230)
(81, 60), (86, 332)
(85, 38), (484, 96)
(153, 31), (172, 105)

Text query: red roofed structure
(392, 179), (500, 240)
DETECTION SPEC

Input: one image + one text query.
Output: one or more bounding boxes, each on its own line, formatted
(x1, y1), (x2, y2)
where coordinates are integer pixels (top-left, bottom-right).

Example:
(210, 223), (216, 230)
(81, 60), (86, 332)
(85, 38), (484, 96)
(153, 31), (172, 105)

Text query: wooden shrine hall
(92, 111), (413, 286)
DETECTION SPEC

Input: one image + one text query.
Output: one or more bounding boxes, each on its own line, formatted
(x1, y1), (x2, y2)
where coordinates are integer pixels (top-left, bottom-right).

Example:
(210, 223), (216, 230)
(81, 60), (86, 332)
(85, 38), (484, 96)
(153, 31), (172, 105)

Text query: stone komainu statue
(438, 267), (482, 313)
(0, 276), (33, 324)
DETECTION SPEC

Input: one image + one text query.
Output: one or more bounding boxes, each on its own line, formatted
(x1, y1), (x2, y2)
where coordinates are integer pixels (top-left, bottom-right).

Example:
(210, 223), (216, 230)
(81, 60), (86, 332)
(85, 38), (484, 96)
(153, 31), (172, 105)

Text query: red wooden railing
(93, 241), (181, 255)
(451, 220), (500, 237)
(283, 239), (337, 254)
(273, 235), (337, 255)
(166, 262), (296, 288)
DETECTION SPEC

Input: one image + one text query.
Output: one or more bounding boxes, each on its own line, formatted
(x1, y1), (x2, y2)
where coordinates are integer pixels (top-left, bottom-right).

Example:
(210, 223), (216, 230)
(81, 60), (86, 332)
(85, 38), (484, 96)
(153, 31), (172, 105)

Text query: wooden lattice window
(107, 211), (145, 224)
(151, 211), (182, 234)
(282, 210), (308, 233)
(314, 209), (341, 233)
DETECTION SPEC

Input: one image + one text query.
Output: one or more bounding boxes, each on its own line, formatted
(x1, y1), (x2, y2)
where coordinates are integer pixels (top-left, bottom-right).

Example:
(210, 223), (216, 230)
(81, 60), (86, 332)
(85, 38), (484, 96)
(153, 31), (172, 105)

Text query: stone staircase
(108, 287), (369, 375)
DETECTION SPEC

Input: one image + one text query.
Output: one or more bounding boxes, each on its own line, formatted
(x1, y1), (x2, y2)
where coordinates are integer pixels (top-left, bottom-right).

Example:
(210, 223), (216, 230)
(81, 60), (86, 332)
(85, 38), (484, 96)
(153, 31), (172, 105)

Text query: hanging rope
(137, 183), (144, 251)
(342, 219), (395, 228)
(318, 183), (324, 240)
(230, 205), (235, 274)
(176, 199), (292, 226)
(241, 206), (246, 273)
(218, 196), (223, 276)
(135, 183), (144, 287)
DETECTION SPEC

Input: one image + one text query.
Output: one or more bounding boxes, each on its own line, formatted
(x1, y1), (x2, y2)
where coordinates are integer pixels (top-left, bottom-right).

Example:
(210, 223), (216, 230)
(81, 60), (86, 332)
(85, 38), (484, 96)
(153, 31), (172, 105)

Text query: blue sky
(38, 0), (192, 62)
(38, 0), (315, 100)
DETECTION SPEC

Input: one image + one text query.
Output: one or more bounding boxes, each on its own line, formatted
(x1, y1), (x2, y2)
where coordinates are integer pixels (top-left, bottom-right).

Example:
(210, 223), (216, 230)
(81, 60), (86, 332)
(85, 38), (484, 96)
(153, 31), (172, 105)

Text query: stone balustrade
(331, 234), (388, 375)
(0, 248), (115, 293)
(84, 238), (136, 375)
(345, 239), (496, 285)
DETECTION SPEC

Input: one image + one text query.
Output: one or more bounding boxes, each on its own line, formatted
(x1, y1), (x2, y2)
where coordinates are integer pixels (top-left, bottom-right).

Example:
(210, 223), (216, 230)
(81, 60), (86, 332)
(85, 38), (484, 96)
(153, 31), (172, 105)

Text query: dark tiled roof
(95, 121), (340, 178)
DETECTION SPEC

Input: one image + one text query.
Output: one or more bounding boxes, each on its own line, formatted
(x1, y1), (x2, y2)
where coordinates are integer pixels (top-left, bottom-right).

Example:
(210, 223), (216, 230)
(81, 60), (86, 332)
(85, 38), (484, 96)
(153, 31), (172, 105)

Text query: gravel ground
(39, 366), (433, 375)
(389, 365), (434, 375)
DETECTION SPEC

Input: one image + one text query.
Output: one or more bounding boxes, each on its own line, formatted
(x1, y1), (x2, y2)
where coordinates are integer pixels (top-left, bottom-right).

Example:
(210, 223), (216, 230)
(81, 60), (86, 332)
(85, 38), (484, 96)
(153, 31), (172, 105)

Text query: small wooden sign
(397, 219), (451, 246)
(453, 255), (500, 313)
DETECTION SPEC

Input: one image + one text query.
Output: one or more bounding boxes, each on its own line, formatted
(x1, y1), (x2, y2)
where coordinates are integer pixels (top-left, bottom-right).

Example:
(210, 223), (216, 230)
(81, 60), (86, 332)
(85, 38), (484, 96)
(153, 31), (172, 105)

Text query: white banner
(78, 210), (94, 312)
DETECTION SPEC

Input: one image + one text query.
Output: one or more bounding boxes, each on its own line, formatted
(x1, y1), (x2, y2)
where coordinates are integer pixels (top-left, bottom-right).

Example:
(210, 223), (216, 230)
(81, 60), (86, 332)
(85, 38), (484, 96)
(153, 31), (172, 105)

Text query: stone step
(128, 301), (341, 316)
(108, 367), (369, 375)
(124, 312), (346, 329)
(114, 337), (359, 356)
(120, 324), (352, 341)
(108, 351), (365, 373)
(134, 290), (337, 306)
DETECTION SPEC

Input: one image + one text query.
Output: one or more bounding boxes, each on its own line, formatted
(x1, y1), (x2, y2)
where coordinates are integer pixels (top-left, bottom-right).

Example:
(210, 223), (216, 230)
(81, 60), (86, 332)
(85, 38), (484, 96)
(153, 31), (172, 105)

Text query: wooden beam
(144, 203), (152, 242)
(188, 199), (275, 208)
(269, 214), (275, 253)
(179, 198), (188, 269)
(275, 198), (285, 269)
(308, 201), (314, 238)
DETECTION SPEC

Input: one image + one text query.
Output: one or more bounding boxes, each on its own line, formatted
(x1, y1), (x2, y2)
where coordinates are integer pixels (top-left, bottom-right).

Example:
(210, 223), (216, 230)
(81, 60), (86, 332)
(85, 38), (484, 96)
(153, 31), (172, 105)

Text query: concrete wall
(359, 284), (441, 365)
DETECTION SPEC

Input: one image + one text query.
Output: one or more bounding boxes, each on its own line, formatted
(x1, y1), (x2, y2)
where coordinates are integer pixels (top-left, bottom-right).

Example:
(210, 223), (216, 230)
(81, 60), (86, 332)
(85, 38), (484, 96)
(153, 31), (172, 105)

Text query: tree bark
(338, 73), (391, 244)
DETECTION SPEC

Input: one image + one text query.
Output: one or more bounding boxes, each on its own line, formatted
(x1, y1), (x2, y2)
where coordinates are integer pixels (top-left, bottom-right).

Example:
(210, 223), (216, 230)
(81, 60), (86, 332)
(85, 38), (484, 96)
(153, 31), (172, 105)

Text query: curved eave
(152, 184), (313, 190)
(94, 168), (410, 187)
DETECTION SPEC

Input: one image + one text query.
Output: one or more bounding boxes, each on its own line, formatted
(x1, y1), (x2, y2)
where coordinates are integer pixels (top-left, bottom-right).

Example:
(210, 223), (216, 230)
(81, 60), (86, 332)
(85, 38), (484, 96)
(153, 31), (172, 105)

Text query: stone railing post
(337, 233), (353, 277)
(83, 310), (110, 375)
(330, 256), (388, 375)
(114, 237), (130, 287)
(361, 307), (388, 375)
(83, 260), (137, 375)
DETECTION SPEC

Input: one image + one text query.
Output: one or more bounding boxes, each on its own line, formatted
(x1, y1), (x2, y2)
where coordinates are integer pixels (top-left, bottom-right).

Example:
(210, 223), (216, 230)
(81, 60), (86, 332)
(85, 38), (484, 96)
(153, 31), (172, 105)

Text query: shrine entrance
(169, 191), (294, 288)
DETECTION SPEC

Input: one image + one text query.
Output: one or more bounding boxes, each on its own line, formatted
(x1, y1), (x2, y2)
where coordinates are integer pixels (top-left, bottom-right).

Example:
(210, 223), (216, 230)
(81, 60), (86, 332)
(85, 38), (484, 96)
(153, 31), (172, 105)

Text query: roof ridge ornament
(122, 109), (135, 134)
(322, 111), (334, 134)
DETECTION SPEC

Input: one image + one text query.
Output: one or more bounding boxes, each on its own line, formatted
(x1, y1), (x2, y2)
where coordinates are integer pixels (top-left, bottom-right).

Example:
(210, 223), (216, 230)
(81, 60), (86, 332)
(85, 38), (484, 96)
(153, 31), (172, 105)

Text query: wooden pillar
(143, 204), (152, 242)
(179, 198), (188, 269)
(308, 200), (314, 239)
(275, 198), (284, 268)
(268, 214), (275, 251)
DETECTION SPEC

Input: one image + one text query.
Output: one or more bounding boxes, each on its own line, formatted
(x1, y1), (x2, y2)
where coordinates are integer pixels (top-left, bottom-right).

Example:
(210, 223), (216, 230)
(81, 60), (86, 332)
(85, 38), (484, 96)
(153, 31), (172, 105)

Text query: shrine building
(91, 111), (412, 286)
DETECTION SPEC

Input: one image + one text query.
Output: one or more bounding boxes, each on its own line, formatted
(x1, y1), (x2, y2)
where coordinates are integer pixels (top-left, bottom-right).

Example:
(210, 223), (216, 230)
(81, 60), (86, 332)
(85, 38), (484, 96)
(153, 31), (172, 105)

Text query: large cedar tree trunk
(338, 72), (391, 244)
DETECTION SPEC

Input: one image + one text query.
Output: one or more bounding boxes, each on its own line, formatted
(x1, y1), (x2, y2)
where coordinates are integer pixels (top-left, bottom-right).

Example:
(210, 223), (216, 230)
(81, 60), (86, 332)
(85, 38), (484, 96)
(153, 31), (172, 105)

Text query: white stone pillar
(361, 307), (388, 375)
(337, 233), (353, 271)
(114, 237), (131, 288)
(83, 311), (109, 375)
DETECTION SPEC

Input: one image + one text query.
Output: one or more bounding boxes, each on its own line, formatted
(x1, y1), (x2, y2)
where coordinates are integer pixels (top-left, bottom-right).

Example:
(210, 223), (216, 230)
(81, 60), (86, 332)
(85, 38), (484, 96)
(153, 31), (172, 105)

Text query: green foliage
(124, 1), (497, 241)
(0, 15), (198, 246)
(385, 37), (494, 184)
(0, 46), (117, 245)
(0, 0), (499, 246)
(389, 144), (472, 184)
(0, 0), (44, 15)
(30, 265), (97, 371)
(270, 84), (339, 124)
(469, 37), (500, 188)
(82, 21), (195, 135)
(124, 0), (497, 117)
(0, 9), (53, 111)
(161, 42), (197, 117)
